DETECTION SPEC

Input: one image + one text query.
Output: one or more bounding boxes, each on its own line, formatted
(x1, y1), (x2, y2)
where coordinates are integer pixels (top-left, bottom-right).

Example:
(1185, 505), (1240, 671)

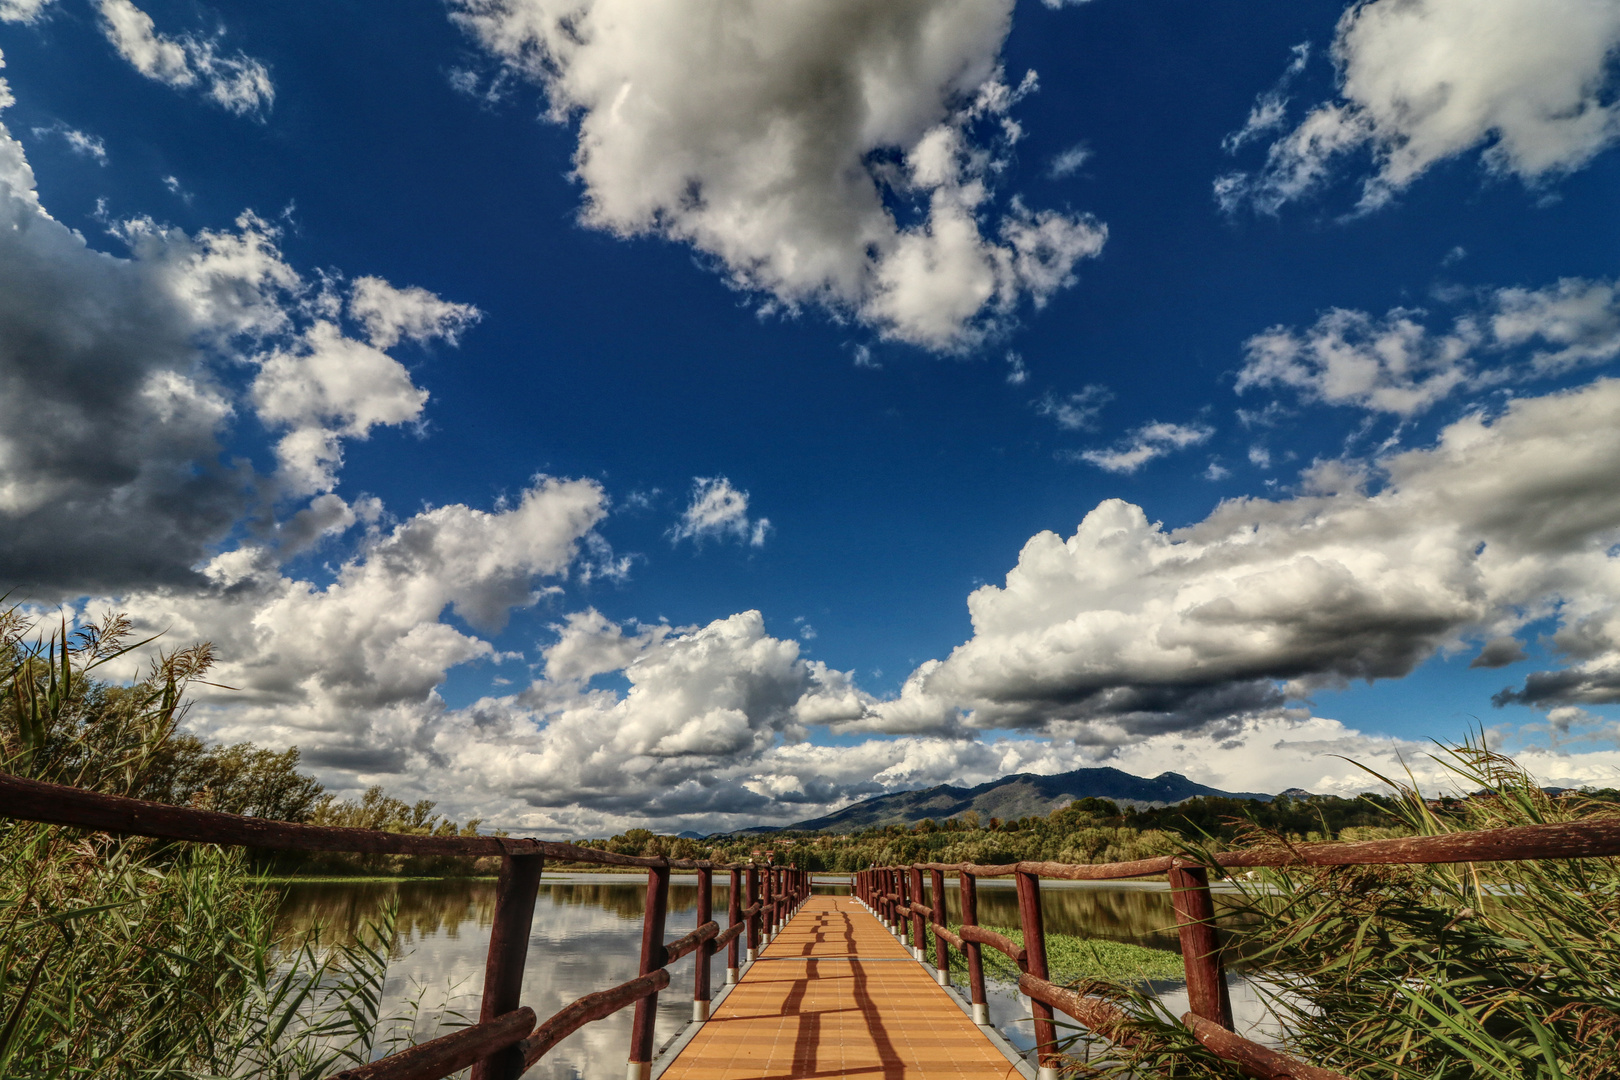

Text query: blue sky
(4, 0), (1620, 835)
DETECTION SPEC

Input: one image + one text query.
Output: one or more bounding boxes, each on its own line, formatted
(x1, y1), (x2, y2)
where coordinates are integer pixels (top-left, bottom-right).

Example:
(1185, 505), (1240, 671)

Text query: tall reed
(0, 606), (434, 1078)
(1068, 738), (1620, 1079)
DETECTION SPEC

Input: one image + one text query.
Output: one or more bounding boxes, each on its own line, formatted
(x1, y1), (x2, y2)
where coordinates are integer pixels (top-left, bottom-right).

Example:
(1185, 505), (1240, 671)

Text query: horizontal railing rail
(334, 1008), (537, 1080)
(958, 924), (1025, 964)
(1017, 974), (1349, 1080)
(520, 971), (669, 1069)
(1181, 1012), (1351, 1080)
(856, 815), (1620, 1080)
(0, 773), (755, 869)
(664, 921), (720, 963)
(712, 919), (747, 951)
(2, 774), (814, 1080)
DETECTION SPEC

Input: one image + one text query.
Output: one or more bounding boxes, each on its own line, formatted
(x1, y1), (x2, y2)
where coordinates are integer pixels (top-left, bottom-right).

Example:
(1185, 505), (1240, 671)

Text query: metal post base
(972, 1003), (990, 1025)
(693, 1000), (710, 1022)
(726, 967), (738, 984)
(628, 1062), (651, 1080)
(912, 947), (924, 962)
(1037, 1068), (1060, 1080)
(934, 969), (948, 986)
(746, 948), (757, 962)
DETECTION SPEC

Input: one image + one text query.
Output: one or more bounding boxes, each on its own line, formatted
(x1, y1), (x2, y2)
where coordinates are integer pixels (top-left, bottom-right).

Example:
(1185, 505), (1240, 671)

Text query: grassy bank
(932, 925), (1187, 984)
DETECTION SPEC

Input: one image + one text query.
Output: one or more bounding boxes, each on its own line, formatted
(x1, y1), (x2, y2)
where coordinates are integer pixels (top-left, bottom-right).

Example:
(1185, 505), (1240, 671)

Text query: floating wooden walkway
(657, 896), (1022, 1080)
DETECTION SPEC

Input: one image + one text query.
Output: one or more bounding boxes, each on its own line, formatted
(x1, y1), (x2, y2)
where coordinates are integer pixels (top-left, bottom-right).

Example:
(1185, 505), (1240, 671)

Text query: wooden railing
(0, 773), (812, 1080)
(853, 817), (1620, 1080)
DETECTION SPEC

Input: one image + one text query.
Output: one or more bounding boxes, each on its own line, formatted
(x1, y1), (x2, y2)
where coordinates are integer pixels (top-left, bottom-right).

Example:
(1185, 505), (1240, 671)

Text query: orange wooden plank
(660, 897), (1016, 1080)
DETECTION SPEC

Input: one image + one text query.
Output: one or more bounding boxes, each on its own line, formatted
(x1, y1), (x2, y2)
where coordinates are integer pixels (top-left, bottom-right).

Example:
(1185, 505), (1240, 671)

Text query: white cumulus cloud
(348, 277), (482, 350)
(450, 0), (1105, 351)
(1077, 420), (1212, 473)
(102, 477), (611, 775)
(670, 477), (771, 548)
(0, 78), (473, 593)
(0, 0), (52, 23)
(97, 0), (273, 115)
(1037, 384), (1111, 430)
(843, 378), (1620, 745)
(31, 123), (106, 162)
(1238, 277), (1620, 416)
(251, 321), (431, 496)
(1219, 0), (1620, 213)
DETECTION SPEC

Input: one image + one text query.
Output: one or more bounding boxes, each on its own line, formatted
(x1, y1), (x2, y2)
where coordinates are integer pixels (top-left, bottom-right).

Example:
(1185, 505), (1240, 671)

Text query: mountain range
(732, 767), (1276, 836)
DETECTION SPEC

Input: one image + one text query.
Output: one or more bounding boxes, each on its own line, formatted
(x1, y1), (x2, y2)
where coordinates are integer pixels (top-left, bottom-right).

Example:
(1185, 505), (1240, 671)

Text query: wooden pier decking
(657, 896), (1022, 1080)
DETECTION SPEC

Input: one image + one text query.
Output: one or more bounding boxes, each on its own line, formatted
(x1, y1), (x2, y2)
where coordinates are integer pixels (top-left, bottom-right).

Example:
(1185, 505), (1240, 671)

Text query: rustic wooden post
(893, 868), (904, 936)
(745, 865), (760, 961)
(894, 867), (907, 939)
(762, 865), (775, 942)
(1016, 869), (1059, 1080)
(960, 870), (989, 1025)
(627, 864), (670, 1080)
(470, 851), (544, 1080)
(1168, 863), (1234, 1029)
(887, 867), (900, 939)
(908, 866), (927, 962)
(727, 867), (742, 983)
(929, 866), (949, 986)
(694, 865), (713, 1021)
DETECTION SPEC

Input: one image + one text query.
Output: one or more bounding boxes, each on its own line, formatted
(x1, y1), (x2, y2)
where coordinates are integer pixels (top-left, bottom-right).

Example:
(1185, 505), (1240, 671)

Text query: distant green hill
(741, 767), (1274, 835)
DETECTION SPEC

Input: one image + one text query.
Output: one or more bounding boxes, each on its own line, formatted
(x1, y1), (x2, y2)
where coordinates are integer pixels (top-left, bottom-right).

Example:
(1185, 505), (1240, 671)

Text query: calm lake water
(273, 875), (1275, 1078)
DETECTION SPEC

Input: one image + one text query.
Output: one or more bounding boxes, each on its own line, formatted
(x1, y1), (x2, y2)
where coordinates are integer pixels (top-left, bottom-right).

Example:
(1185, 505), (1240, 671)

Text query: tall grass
(1065, 739), (1620, 1079)
(0, 606), (448, 1078)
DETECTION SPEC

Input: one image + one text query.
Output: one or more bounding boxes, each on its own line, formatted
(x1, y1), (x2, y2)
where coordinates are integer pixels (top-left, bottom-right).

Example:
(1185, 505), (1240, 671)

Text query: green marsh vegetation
(922, 925), (1186, 984)
(0, 607), (467, 1078)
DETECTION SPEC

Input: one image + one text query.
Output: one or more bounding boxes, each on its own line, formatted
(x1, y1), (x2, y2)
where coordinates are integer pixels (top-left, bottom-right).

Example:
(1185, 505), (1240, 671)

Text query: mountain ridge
(732, 766), (1275, 836)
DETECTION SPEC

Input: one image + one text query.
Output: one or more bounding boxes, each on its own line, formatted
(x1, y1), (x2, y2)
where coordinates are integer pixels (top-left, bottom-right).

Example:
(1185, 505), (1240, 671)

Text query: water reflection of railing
(2, 774), (810, 1080)
(856, 819), (1620, 1080)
